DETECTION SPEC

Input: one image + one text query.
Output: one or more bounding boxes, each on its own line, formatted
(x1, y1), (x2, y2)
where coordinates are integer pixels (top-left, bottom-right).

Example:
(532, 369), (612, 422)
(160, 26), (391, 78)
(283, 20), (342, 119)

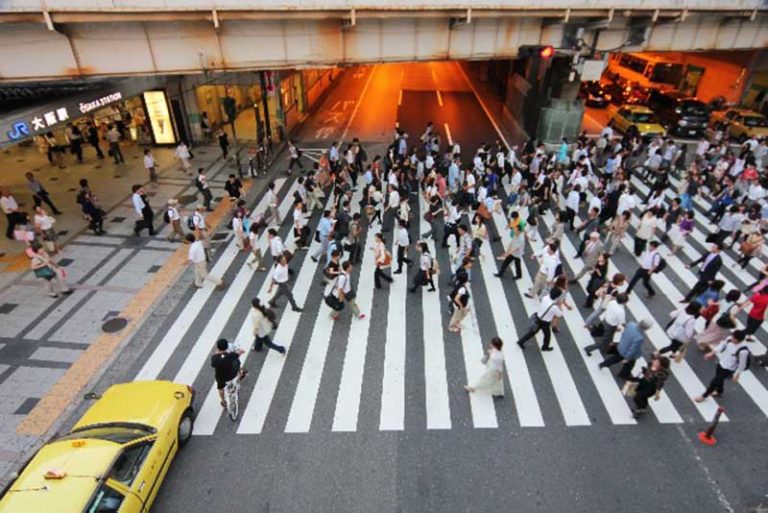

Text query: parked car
(579, 81), (611, 108)
(710, 108), (768, 142)
(608, 104), (667, 139)
(647, 90), (709, 138)
(0, 381), (194, 513)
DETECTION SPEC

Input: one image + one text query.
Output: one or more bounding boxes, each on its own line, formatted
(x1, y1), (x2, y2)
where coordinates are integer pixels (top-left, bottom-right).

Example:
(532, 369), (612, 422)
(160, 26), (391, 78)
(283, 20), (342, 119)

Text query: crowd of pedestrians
(4, 104), (768, 421)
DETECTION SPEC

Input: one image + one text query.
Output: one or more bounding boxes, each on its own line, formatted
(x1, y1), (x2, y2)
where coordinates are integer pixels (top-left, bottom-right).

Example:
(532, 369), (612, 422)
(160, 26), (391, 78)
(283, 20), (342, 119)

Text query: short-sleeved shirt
(748, 292), (768, 320)
(210, 352), (240, 389)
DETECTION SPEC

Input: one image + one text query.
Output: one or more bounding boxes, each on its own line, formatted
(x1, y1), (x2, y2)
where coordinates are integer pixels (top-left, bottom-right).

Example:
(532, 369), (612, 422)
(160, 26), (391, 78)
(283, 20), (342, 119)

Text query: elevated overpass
(0, 0), (767, 81)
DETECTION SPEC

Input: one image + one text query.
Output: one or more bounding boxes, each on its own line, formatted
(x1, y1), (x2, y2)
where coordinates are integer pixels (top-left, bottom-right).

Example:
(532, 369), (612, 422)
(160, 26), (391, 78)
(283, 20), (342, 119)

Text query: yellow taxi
(710, 108), (768, 142)
(0, 381), (194, 513)
(608, 104), (667, 139)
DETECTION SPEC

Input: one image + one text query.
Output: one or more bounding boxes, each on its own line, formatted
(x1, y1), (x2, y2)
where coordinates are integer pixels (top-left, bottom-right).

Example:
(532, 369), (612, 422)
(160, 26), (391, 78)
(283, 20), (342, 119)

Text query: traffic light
(518, 45), (555, 59)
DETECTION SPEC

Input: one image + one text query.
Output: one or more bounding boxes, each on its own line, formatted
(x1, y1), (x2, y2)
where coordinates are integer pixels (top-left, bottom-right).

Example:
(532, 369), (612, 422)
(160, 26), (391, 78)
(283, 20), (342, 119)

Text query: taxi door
(106, 438), (162, 513)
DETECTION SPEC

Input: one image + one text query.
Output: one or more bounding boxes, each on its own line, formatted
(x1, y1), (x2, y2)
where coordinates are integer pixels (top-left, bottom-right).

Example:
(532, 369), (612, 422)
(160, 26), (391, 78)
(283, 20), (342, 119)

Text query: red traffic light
(539, 46), (554, 59)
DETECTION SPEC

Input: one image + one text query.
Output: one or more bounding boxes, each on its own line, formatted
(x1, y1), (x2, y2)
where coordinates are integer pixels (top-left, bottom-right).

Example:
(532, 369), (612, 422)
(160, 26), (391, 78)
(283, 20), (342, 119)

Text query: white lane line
(436, 90), (443, 107)
(444, 123), (454, 147)
(500, 184), (590, 426)
(341, 64), (377, 142)
(445, 231), (498, 429)
(236, 194), (337, 434)
(455, 61), (511, 150)
(286, 187), (365, 433)
(480, 211), (544, 426)
(284, 295), (337, 433)
(135, 178), (286, 381)
(458, 290), (499, 429)
(398, 89), (403, 107)
(332, 228), (378, 431)
(379, 235), (408, 430)
(540, 213), (681, 424)
(418, 195), (452, 430)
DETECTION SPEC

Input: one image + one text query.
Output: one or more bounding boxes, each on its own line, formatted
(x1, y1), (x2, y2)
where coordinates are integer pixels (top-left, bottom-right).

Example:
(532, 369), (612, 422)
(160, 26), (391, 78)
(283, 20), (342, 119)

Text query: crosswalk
(132, 175), (768, 435)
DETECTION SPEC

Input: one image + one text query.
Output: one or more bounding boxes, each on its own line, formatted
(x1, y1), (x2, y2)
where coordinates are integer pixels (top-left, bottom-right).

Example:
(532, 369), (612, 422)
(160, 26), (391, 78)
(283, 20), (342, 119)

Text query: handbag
(324, 293), (345, 311)
(34, 266), (56, 281)
(324, 276), (345, 311)
(589, 322), (605, 338)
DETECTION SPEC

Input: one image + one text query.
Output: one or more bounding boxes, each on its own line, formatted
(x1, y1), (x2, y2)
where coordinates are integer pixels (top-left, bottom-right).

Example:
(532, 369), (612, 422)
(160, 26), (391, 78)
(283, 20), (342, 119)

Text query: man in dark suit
(683, 243), (723, 303)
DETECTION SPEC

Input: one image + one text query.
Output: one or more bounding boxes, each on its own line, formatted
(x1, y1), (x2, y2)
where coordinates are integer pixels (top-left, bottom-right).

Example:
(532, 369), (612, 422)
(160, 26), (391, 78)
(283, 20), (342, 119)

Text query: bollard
(698, 406), (725, 446)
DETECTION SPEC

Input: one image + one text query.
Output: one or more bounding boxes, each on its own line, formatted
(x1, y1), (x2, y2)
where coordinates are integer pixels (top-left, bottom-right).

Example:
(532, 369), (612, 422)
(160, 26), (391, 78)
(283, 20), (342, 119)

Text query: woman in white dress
(464, 337), (505, 397)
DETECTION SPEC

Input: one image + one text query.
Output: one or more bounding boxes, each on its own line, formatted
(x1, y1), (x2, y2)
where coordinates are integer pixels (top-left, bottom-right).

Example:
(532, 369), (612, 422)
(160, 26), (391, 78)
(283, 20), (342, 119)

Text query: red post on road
(698, 406), (725, 446)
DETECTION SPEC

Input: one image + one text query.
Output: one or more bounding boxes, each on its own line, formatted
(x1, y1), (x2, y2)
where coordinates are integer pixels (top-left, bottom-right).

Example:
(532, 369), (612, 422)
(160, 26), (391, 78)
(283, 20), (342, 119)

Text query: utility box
(536, 99), (584, 143)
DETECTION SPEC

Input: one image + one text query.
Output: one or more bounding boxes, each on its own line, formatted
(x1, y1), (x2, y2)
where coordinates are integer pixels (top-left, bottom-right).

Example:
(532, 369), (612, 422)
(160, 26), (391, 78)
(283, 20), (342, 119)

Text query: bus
(605, 52), (684, 92)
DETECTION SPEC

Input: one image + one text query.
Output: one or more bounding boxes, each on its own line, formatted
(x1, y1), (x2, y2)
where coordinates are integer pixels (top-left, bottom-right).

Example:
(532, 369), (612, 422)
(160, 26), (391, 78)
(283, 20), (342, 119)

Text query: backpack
(163, 209), (171, 224)
(194, 176), (204, 192)
(652, 254), (667, 274)
(187, 215), (196, 231)
(735, 346), (752, 371)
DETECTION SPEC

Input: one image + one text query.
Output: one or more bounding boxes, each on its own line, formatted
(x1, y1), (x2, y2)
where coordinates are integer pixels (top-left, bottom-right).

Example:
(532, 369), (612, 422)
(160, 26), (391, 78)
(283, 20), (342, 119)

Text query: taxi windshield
(61, 423), (155, 444)
(631, 112), (658, 124)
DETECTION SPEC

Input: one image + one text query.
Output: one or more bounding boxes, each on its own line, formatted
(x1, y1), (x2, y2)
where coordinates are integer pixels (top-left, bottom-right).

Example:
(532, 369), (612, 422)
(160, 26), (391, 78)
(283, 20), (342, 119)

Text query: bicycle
(224, 377), (240, 421)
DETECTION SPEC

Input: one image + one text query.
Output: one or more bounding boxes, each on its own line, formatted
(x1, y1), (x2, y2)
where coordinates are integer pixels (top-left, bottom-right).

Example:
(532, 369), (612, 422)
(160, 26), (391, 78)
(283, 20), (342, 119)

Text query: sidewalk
(0, 140), (247, 478)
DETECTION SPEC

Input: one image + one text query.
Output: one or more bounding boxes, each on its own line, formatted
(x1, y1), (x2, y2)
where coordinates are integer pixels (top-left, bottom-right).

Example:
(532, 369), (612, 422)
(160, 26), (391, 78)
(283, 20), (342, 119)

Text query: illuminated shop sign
(4, 91), (124, 141)
(143, 91), (176, 145)
(79, 92), (123, 114)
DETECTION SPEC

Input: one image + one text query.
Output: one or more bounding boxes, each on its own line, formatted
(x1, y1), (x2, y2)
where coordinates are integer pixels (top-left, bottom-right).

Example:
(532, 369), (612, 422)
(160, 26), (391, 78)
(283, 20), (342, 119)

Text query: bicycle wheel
(227, 383), (239, 421)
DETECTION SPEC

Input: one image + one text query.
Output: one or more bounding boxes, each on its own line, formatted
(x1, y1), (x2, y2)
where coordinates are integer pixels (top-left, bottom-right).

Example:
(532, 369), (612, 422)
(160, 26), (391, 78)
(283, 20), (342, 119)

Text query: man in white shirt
(143, 149), (158, 183)
(584, 293), (627, 355)
(696, 330), (750, 402)
(265, 181), (281, 225)
(106, 124), (125, 164)
(187, 233), (224, 289)
(526, 242), (560, 299)
(383, 185), (400, 232)
(328, 142), (339, 172)
(517, 288), (564, 351)
(131, 184), (155, 237)
(165, 198), (185, 242)
(267, 253), (302, 312)
(329, 260), (365, 320)
(565, 185), (581, 231)
(393, 219), (412, 274)
(600, 125), (613, 140)
(626, 241), (662, 298)
(191, 205), (211, 260)
(1, 189), (27, 240)
(441, 200), (461, 248)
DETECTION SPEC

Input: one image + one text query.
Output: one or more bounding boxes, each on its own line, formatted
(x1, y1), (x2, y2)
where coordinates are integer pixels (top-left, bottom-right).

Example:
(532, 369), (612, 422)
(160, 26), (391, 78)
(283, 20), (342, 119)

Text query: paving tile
(111, 216), (126, 223)
(29, 347), (82, 364)
(56, 258), (74, 267)
(0, 304), (18, 315)
(13, 398), (39, 415)
(147, 265), (162, 273)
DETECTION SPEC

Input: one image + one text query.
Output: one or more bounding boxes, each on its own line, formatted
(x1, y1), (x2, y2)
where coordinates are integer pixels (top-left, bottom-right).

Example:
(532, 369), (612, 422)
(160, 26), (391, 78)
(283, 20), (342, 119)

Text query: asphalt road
(68, 62), (767, 513)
